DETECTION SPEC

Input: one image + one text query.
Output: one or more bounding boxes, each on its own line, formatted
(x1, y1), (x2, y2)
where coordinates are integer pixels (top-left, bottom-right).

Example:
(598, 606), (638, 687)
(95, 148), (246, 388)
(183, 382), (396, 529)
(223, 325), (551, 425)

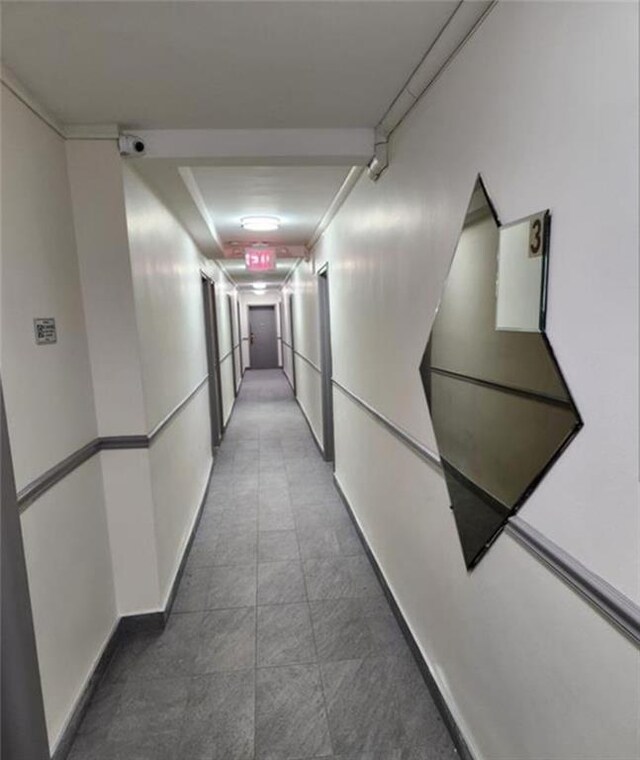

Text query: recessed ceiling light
(241, 216), (280, 232)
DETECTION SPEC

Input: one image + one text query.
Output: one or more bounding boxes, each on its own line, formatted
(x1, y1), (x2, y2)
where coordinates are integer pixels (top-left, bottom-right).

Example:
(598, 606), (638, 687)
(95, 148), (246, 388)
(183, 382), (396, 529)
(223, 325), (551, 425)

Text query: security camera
(118, 134), (146, 156)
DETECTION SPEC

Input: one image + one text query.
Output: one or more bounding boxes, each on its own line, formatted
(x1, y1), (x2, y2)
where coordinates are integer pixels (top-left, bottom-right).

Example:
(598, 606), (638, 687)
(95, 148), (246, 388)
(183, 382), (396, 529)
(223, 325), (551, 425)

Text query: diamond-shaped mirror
(420, 177), (582, 569)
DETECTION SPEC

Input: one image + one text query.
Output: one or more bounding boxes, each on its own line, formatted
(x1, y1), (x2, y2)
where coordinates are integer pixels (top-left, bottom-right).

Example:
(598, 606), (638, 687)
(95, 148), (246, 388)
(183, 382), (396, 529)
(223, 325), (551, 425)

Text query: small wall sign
(528, 213), (545, 258)
(34, 318), (57, 345)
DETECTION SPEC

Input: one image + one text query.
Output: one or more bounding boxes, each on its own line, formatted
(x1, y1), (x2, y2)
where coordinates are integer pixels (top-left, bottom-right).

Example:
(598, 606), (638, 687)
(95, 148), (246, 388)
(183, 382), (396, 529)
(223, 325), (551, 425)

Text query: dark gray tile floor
(69, 370), (458, 760)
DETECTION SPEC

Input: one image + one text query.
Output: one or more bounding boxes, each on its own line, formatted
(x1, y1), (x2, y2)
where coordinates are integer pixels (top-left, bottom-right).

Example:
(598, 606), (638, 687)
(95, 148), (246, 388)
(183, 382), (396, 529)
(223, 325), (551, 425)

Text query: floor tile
(290, 482), (341, 506)
(321, 657), (403, 754)
(257, 603), (316, 666)
(125, 614), (202, 680)
(208, 564), (257, 609)
(186, 538), (219, 570)
(389, 653), (456, 754)
(293, 501), (352, 529)
(258, 561), (307, 604)
(211, 529), (258, 565)
(195, 607), (256, 673)
(297, 522), (363, 559)
(259, 504), (296, 531)
(68, 370), (455, 760)
(309, 598), (376, 661)
(76, 679), (125, 738)
(258, 530), (300, 562)
(303, 557), (383, 601)
(107, 677), (189, 753)
(173, 567), (211, 612)
(255, 664), (332, 759)
(179, 671), (255, 760)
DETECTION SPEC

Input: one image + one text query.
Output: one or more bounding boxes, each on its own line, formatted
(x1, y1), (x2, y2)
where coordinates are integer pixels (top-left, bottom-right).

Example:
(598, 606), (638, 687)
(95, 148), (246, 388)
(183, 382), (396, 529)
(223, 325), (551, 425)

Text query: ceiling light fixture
(241, 216), (280, 232)
(252, 282), (267, 291)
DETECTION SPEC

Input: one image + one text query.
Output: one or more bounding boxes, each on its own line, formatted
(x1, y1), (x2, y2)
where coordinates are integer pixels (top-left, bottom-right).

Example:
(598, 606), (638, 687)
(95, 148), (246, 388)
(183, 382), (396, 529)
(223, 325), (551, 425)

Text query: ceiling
(1, 1), (456, 129)
(190, 165), (351, 247)
(218, 258), (300, 290)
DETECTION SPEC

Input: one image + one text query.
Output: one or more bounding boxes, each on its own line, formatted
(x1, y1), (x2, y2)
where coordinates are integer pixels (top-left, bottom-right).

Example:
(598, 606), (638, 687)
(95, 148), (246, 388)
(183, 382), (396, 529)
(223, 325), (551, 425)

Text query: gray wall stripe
(332, 378), (640, 646)
(17, 440), (101, 510)
(332, 379), (442, 470)
(505, 517), (640, 646)
(147, 375), (209, 440)
(17, 376), (209, 511)
(283, 343), (322, 375)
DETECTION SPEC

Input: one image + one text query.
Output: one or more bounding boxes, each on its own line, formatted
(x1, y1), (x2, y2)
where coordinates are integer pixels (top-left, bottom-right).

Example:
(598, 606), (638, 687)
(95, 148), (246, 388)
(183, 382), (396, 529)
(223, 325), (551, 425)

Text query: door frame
(236, 300), (244, 376)
(227, 294), (238, 396)
(317, 264), (335, 463)
(201, 273), (224, 448)
(288, 293), (297, 395)
(248, 304), (279, 369)
(278, 301), (285, 370)
(1, 381), (51, 760)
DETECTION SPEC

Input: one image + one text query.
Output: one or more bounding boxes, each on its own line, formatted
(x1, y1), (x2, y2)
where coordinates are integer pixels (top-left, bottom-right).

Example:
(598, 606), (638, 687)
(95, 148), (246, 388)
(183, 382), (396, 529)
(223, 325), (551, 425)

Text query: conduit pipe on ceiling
(367, 0), (497, 181)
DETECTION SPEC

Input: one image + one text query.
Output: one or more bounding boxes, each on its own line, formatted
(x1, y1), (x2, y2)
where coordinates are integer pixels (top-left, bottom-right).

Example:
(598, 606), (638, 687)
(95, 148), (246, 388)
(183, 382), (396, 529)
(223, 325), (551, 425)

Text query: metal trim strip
(333, 378), (640, 646)
(17, 376), (209, 511)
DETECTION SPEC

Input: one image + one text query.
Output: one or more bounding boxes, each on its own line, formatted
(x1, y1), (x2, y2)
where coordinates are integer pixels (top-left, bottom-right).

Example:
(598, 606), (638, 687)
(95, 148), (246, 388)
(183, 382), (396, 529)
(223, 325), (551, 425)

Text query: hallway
(68, 370), (457, 760)
(3, 4), (638, 759)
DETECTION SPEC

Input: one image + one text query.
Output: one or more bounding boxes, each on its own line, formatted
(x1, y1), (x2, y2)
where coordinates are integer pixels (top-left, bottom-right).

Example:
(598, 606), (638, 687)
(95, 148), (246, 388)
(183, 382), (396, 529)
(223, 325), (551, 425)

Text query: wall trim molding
(51, 459), (215, 760)
(295, 394), (324, 458)
(506, 517), (640, 646)
(282, 368), (324, 457)
(332, 378), (441, 470)
(282, 342), (322, 375)
(332, 474), (475, 760)
(147, 375), (209, 440)
(218, 348), (234, 365)
(17, 376), (209, 511)
(333, 378), (640, 647)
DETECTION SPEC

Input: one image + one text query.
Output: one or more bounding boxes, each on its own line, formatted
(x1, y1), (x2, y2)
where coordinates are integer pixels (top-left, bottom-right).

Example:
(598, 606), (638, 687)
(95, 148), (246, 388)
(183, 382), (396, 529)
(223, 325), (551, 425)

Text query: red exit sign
(245, 248), (276, 272)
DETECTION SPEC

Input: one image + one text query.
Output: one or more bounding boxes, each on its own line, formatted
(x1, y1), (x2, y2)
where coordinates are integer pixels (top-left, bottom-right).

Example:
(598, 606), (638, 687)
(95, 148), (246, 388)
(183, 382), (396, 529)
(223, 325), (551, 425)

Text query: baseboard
(332, 474), (476, 760)
(52, 459), (214, 760)
(50, 620), (121, 760)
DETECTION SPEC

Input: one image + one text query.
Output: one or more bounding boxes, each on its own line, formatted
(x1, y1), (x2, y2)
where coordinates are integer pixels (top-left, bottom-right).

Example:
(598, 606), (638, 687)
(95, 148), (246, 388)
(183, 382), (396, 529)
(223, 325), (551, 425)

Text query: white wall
(284, 262), (323, 448)
(1, 85), (117, 748)
(206, 267), (238, 424)
(295, 4), (639, 759)
(0, 89), (241, 749)
(122, 164), (209, 428)
(122, 165), (225, 600)
(67, 141), (161, 616)
(66, 141), (148, 436)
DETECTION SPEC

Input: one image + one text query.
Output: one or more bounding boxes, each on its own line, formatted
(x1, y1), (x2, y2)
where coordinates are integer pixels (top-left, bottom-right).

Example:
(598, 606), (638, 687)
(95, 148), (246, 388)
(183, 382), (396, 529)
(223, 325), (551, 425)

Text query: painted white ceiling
(1, 1), (456, 129)
(218, 258), (299, 289)
(190, 165), (351, 247)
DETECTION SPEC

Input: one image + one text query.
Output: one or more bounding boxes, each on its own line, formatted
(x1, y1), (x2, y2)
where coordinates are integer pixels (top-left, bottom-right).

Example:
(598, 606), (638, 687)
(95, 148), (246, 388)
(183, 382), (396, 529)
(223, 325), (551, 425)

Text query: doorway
(201, 275), (224, 448)
(317, 265), (334, 462)
(249, 305), (279, 369)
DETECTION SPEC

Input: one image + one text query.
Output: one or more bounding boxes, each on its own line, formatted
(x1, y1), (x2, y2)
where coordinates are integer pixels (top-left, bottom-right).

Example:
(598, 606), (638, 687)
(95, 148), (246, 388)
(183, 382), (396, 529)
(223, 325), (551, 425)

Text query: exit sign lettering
(245, 248), (276, 272)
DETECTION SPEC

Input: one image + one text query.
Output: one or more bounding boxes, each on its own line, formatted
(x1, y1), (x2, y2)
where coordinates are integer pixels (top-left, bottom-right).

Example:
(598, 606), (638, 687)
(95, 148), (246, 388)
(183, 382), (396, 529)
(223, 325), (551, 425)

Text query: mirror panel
(420, 177), (582, 568)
